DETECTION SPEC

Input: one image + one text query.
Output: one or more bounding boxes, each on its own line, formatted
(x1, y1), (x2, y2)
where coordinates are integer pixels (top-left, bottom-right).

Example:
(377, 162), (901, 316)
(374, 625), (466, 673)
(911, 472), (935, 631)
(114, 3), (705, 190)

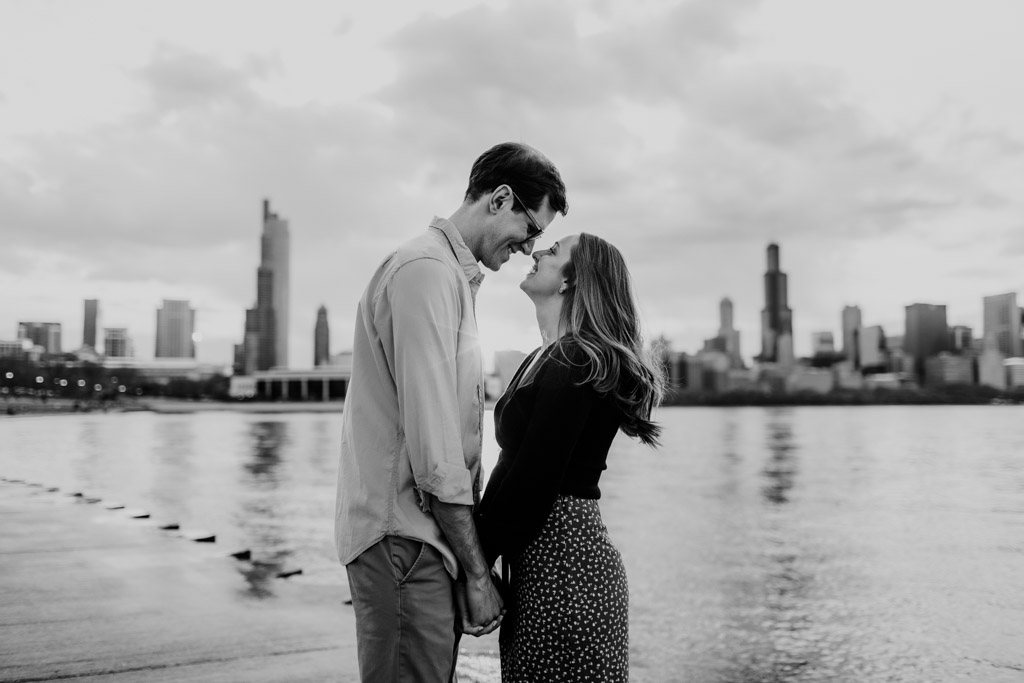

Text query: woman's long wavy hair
(546, 233), (666, 446)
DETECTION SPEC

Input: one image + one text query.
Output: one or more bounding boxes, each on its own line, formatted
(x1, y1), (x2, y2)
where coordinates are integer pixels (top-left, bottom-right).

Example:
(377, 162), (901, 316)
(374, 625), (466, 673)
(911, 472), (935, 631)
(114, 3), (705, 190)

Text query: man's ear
(489, 185), (513, 215)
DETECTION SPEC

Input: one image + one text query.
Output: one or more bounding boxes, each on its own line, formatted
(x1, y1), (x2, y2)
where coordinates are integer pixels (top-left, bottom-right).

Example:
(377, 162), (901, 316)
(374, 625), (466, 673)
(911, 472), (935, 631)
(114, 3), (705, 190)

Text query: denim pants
(346, 536), (461, 682)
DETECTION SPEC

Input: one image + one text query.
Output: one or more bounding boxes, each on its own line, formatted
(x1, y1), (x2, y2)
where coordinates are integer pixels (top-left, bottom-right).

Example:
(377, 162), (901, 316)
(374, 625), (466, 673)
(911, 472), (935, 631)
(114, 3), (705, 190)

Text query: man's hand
(430, 497), (504, 636)
(456, 572), (503, 636)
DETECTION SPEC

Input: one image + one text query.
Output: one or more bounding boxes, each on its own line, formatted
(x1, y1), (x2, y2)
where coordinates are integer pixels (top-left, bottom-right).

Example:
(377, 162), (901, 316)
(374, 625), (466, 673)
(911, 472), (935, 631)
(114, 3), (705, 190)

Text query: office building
(1006, 358), (1024, 389)
(0, 339), (34, 359)
(17, 322), (62, 355)
(949, 325), (973, 354)
(841, 306), (862, 366)
(104, 328), (133, 358)
(787, 367), (835, 394)
(155, 300), (196, 359)
(812, 332), (835, 355)
(236, 199), (291, 373)
(978, 336), (1007, 390)
(759, 244), (793, 364)
(983, 293), (1022, 358)
(83, 299), (99, 350)
(717, 297), (743, 368)
(904, 303), (949, 380)
(858, 325), (887, 370)
(314, 305), (330, 367)
(924, 352), (973, 388)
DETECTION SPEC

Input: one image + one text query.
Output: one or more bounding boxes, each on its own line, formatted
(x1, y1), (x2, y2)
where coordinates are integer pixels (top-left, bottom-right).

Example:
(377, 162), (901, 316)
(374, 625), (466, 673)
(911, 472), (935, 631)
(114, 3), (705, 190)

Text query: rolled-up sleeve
(386, 257), (474, 506)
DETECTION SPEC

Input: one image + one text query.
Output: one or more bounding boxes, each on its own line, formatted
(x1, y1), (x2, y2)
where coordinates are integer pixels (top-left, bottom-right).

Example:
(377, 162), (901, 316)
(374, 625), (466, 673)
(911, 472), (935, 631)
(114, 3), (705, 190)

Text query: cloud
(3, 0), (1023, 363)
(135, 45), (277, 112)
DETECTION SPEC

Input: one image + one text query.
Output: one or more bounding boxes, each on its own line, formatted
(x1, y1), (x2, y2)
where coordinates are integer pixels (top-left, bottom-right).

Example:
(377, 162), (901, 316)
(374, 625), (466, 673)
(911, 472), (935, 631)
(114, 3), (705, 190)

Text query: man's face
(479, 188), (557, 272)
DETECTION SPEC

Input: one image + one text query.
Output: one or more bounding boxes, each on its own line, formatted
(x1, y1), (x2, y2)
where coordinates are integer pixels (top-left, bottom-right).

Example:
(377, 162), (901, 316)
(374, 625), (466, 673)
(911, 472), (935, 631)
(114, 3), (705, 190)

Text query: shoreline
(5, 391), (1021, 418)
(0, 480), (501, 682)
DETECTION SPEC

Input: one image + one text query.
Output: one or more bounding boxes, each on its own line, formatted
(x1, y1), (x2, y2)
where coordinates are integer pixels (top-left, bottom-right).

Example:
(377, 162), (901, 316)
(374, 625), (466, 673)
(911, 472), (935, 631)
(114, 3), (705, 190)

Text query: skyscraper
(104, 328), (132, 358)
(155, 300), (196, 358)
(83, 299), (99, 350)
(759, 244), (793, 364)
(983, 293), (1022, 358)
(717, 297), (743, 368)
(314, 305), (330, 367)
(17, 322), (62, 355)
(904, 303), (949, 380)
(812, 332), (835, 354)
(858, 325), (887, 369)
(236, 199), (291, 373)
(841, 305), (862, 365)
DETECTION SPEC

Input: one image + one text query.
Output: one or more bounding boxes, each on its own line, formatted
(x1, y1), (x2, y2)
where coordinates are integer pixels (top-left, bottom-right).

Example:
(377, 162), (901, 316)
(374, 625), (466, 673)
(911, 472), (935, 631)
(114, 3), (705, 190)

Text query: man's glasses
(509, 188), (544, 243)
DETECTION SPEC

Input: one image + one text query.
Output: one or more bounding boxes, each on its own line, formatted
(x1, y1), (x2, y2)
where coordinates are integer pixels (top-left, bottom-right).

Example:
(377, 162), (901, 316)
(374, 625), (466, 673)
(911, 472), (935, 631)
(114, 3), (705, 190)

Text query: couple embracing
(335, 142), (664, 682)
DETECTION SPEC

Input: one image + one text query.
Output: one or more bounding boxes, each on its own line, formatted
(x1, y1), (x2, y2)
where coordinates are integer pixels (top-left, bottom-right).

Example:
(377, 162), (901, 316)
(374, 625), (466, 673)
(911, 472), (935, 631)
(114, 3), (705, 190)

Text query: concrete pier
(0, 482), (499, 682)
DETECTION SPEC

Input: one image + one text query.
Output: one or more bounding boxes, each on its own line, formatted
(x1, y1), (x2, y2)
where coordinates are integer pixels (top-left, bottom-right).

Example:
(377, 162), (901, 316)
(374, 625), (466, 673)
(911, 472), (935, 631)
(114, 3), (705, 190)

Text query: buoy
(159, 523), (180, 530)
(230, 550), (252, 561)
(189, 532), (216, 543)
(276, 569), (303, 579)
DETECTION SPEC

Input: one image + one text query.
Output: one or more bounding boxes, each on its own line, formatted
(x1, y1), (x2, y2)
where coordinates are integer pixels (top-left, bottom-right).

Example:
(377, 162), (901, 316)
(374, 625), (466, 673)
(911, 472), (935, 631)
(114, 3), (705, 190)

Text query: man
(336, 142), (568, 682)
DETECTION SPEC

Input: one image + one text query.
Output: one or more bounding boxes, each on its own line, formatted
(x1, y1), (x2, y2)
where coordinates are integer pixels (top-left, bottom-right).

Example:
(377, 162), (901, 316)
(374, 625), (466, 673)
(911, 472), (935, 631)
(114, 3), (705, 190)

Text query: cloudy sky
(2, 0), (1022, 369)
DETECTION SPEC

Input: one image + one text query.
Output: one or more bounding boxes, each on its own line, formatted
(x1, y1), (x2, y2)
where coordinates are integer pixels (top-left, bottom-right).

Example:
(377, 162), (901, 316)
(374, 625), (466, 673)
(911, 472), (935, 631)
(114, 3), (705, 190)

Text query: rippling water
(2, 406), (1023, 681)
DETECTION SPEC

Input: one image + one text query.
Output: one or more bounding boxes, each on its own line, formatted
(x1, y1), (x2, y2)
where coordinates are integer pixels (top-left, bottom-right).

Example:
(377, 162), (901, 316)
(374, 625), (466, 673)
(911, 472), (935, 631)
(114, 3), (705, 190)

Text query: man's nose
(516, 241), (535, 256)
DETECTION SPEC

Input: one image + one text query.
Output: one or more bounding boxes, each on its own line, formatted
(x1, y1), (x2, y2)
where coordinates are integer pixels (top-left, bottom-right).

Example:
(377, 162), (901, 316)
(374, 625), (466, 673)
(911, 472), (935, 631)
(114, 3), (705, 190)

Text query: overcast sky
(2, 0), (1022, 369)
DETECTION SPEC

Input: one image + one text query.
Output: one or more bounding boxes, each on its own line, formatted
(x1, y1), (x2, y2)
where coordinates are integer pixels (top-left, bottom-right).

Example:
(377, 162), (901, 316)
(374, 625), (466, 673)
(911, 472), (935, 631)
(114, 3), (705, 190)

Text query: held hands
(456, 571), (504, 637)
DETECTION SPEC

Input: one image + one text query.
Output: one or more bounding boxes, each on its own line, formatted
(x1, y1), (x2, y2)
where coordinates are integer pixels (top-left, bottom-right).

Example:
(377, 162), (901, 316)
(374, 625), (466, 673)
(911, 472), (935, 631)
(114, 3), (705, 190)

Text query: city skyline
(6, 242), (1020, 371)
(2, 1), (1023, 368)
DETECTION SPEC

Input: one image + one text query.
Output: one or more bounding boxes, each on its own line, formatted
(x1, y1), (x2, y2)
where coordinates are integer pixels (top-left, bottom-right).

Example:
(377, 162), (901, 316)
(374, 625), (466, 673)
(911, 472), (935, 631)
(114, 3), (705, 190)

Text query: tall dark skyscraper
(314, 305), (330, 367)
(759, 243), (793, 364)
(82, 299), (99, 350)
(904, 303), (949, 380)
(235, 199), (290, 374)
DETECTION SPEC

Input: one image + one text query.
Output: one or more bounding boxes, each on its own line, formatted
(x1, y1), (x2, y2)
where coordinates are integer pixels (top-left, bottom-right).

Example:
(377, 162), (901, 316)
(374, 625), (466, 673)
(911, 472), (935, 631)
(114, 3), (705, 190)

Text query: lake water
(2, 406), (1023, 682)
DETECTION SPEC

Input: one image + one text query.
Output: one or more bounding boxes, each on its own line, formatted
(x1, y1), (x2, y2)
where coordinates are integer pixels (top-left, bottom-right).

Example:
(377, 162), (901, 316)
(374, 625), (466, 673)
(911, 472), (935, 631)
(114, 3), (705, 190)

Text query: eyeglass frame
(507, 187), (544, 244)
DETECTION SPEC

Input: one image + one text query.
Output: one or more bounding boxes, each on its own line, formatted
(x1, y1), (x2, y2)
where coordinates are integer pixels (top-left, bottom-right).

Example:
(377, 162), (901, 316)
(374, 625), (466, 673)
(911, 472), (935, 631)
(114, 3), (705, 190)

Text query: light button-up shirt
(335, 217), (485, 578)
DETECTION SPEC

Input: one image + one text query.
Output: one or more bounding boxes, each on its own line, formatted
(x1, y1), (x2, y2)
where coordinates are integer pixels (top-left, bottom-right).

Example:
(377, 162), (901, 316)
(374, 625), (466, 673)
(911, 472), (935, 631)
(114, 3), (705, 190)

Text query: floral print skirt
(500, 495), (629, 682)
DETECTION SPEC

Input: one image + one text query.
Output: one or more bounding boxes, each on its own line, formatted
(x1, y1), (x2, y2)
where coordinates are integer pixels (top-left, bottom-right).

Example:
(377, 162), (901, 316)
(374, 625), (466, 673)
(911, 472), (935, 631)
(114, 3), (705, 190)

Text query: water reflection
(150, 418), (195, 514)
(236, 550), (296, 599)
(762, 410), (798, 505)
(73, 419), (104, 490)
(243, 421), (287, 479)
(237, 420), (290, 598)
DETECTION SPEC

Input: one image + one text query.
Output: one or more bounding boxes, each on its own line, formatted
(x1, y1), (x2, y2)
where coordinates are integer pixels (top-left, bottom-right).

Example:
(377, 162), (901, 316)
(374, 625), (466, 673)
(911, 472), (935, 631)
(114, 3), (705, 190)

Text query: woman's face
(520, 233), (580, 300)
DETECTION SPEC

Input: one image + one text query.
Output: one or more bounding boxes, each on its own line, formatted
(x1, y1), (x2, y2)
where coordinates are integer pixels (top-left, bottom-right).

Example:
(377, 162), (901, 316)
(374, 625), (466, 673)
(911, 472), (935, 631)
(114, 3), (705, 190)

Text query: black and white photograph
(2, 1), (1023, 681)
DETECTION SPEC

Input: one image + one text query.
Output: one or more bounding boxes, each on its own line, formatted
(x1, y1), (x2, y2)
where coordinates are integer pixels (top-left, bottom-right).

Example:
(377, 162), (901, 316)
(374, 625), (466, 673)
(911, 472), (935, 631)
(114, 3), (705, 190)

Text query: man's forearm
(431, 498), (490, 579)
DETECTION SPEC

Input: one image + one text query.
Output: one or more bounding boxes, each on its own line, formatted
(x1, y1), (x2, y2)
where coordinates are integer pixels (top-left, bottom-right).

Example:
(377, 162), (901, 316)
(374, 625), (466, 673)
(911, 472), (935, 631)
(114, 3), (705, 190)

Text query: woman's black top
(475, 341), (625, 565)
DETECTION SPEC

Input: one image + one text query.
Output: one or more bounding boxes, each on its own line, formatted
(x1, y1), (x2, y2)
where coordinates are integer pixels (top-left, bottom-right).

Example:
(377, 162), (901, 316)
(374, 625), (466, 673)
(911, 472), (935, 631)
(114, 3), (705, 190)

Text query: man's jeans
(346, 536), (461, 682)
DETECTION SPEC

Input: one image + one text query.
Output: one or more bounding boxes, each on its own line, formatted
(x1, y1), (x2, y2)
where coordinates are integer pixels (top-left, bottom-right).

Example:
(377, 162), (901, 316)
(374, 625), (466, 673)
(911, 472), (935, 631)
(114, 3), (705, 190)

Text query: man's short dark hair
(465, 142), (568, 217)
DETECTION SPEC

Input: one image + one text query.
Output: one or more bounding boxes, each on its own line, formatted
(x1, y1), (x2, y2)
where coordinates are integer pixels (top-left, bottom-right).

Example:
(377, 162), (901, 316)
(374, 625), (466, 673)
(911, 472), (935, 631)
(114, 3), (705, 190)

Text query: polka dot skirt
(500, 495), (629, 682)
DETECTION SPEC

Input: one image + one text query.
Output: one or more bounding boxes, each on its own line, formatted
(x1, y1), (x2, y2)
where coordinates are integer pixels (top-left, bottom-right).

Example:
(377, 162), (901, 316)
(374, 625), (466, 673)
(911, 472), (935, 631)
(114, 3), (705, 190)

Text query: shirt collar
(429, 216), (484, 287)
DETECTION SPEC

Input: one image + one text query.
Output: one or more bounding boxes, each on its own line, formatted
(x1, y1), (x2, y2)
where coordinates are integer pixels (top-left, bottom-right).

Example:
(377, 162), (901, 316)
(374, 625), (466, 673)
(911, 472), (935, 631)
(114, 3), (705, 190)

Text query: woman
(474, 232), (665, 682)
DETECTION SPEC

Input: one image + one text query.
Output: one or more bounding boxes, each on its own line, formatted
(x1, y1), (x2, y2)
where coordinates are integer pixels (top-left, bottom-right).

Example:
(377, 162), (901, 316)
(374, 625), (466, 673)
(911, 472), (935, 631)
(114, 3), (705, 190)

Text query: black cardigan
(475, 342), (624, 565)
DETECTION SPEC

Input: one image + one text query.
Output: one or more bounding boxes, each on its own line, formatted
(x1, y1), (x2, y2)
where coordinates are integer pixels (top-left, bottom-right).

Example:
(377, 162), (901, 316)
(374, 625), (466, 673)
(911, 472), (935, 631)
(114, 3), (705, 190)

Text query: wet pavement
(0, 481), (500, 682)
